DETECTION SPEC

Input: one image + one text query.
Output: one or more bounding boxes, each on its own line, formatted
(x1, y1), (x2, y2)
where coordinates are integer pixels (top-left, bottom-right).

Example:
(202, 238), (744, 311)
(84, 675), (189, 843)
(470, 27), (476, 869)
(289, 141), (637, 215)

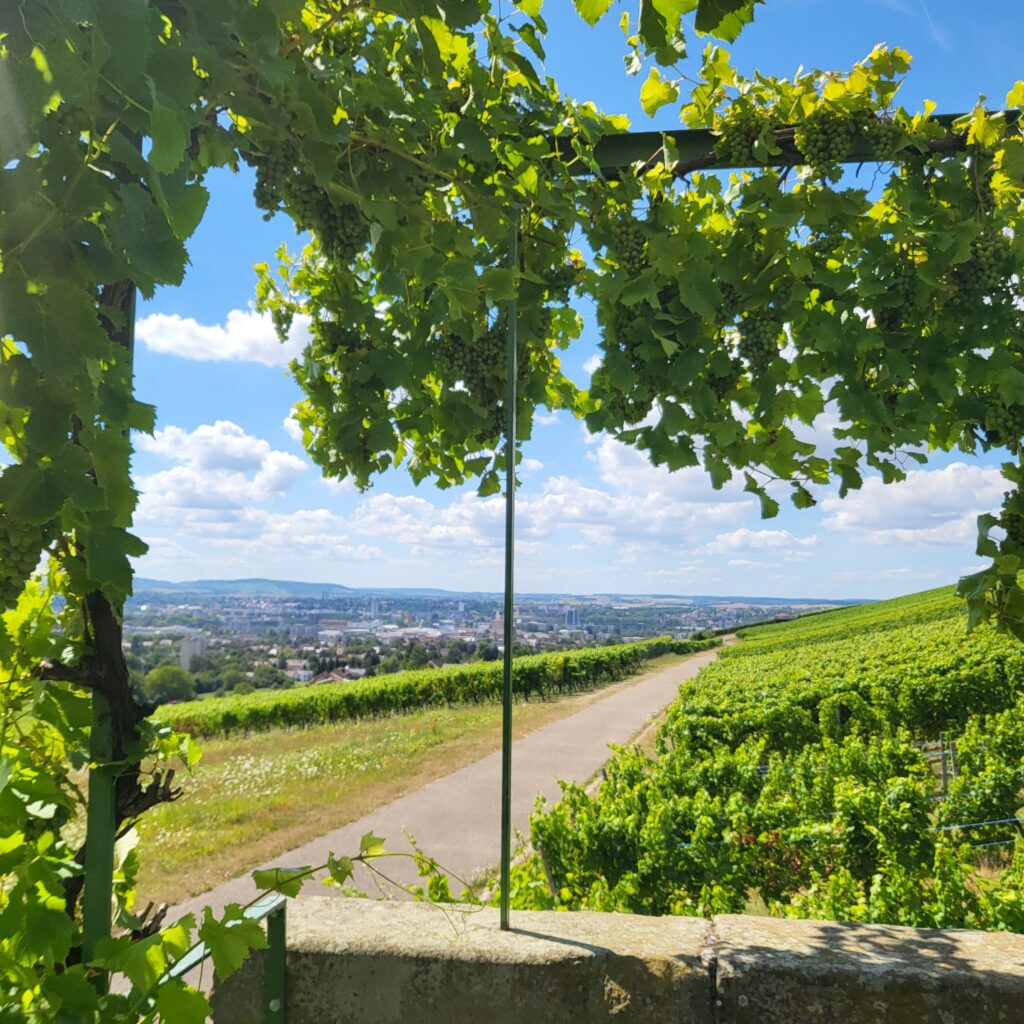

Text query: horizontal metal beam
(583, 110), (1019, 175)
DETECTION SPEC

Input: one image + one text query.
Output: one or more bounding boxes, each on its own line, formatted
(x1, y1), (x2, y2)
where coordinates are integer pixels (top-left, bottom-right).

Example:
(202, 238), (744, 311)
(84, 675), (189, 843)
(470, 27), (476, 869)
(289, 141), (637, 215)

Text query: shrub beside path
(171, 643), (727, 922)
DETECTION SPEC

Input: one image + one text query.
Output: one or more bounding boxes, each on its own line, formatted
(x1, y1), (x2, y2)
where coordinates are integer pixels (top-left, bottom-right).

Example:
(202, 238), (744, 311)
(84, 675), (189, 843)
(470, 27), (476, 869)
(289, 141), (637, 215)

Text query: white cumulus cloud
(703, 528), (818, 555)
(136, 421), (306, 527)
(821, 462), (1008, 546)
(136, 308), (311, 367)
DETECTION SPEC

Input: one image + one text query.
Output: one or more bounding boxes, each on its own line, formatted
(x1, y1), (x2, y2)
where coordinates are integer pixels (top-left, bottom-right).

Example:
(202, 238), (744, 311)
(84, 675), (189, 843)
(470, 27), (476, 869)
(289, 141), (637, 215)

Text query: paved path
(172, 646), (723, 924)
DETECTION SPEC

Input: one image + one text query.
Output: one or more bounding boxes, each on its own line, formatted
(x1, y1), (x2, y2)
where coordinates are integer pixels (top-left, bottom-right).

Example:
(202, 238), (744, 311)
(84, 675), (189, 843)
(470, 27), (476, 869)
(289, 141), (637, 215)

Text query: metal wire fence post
(499, 215), (519, 931)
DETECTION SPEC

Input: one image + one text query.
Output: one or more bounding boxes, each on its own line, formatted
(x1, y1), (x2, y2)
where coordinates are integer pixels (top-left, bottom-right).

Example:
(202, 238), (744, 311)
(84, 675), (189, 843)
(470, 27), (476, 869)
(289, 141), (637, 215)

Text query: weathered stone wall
(211, 897), (1024, 1024)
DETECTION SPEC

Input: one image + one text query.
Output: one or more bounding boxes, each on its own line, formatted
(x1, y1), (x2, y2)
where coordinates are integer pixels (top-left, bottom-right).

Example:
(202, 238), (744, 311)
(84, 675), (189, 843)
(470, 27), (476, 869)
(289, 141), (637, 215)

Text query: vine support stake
(500, 214), (519, 931)
(82, 281), (136, 986)
(82, 692), (116, 982)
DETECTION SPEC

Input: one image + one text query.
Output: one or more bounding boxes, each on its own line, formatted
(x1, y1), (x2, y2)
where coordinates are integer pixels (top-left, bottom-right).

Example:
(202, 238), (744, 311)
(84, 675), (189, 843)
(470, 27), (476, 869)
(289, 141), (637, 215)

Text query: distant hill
(132, 576), (866, 605)
(133, 578), (355, 598)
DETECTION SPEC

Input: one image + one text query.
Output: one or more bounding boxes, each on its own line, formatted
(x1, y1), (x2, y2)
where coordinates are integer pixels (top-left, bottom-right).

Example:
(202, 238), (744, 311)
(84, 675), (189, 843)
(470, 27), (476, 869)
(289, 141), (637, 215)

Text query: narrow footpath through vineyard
(170, 642), (730, 922)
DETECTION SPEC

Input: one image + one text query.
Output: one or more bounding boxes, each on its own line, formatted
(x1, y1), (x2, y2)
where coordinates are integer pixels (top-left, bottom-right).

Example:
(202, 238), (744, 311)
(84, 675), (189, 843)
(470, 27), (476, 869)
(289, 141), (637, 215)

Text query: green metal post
(82, 283), (136, 983)
(82, 694), (116, 977)
(499, 217), (519, 931)
(264, 904), (287, 1024)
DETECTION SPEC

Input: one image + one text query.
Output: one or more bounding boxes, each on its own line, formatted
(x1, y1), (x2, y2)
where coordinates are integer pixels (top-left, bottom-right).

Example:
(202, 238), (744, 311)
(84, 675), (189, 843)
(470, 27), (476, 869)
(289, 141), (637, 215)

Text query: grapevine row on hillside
(159, 637), (718, 739)
(505, 589), (1024, 933)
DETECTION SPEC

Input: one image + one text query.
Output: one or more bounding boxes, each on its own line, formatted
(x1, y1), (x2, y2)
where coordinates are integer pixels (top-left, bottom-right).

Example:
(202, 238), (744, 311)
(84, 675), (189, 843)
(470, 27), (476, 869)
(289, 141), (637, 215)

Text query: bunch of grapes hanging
(0, 511), (55, 609)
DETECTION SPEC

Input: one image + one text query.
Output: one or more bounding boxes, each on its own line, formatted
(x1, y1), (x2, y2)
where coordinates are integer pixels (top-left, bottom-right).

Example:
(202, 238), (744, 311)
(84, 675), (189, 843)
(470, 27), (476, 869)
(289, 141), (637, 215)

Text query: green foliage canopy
(140, 665), (195, 705)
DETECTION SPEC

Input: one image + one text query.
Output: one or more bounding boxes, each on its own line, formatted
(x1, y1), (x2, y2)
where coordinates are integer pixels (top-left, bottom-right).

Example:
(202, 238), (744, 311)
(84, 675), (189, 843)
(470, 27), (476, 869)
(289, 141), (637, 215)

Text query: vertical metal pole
(940, 732), (948, 798)
(82, 694), (116, 975)
(499, 217), (519, 931)
(82, 283), (136, 982)
(264, 904), (287, 1024)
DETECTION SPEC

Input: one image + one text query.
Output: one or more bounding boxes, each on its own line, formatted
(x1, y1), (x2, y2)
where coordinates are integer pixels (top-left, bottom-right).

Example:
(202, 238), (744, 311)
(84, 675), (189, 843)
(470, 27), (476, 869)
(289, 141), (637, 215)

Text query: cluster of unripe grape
(984, 400), (1024, 452)
(609, 305), (635, 345)
(548, 262), (580, 294)
(0, 514), (54, 609)
(715, 108), (775, 166)
(717, 282), (740, 321)
(953, 233), (1015, 299)
(437, 327), (532, 441)
(807, 224), (847, 261)
(794, 108), (858, 171)
(874, 260), (918, 331)
(1000, 490), (1024, 548)
(608, 214), (648, 275)
(317, 320), (365, 356)
(865, 115), (904, 160)
(738, 311), (783, 372)
(252, 144), (369, 263)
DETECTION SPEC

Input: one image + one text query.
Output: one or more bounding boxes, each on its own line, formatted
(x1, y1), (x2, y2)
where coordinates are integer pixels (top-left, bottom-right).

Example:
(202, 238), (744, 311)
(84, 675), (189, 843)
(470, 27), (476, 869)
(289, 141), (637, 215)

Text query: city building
(179, 635), (208, 671)
(564, 606), (580, 628)
(285, 658), (314, 683)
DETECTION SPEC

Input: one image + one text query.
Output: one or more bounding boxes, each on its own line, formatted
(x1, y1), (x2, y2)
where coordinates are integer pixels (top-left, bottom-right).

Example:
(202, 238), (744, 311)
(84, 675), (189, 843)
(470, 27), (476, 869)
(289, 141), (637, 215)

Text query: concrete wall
(212, 897), (1024, 1024)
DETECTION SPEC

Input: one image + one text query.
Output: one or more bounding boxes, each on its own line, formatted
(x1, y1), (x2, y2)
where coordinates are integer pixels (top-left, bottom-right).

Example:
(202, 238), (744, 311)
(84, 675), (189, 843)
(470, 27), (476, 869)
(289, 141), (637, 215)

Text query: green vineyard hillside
(507, 587), (1024, 933)
(158, 636), (718, 739)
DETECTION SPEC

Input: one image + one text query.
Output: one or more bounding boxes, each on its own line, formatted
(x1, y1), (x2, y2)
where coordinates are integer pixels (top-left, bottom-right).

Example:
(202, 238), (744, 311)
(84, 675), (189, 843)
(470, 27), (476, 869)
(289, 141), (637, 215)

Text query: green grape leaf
(359, 832), (387, 857)
(199, 906), (269, 982)
(148, 104), (188, 174)
(515, 0), (544, 17)
(41, 967), (99, 1015)
(327, 853), (354, 887)
(95, 920), (191, 993)
(695, 0), (758, 42)
(639, 68), (680, 117)
(573, 0), (614, 26)
(156, 979), (213, 1024)
(251, 866), (309, 898)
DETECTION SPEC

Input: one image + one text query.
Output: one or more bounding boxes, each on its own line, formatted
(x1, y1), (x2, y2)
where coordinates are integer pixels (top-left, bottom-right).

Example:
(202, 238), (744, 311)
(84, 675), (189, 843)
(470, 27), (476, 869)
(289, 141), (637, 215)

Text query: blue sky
(130, 0), (1023, 599)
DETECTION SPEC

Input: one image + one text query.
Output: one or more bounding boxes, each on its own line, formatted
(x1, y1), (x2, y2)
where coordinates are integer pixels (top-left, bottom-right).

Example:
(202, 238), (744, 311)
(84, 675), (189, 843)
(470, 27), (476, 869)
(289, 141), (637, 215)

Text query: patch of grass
(137, 652), (694, 904)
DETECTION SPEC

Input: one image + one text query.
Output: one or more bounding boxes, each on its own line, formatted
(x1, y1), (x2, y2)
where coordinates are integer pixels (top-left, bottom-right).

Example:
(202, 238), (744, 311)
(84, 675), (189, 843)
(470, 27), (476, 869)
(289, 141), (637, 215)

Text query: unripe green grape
(984, 399), (1024, 452)
(0, 513), (55, 610)
(954, 233), (1014, 300)
(874, 259), (918, 331)
(715, 108), (774, 166)
(1001, 491), (1024, 548)
(738, 312), (782, 372)
(795, 108), (856, 174)
(608, 213), (648, 275)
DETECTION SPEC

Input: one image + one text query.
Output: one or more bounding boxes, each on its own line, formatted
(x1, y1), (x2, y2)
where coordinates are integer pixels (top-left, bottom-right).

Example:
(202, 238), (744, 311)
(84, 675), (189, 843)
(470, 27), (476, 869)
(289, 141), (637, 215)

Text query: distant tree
(479, 644), (500, 663)
(252, 664), (290, 689)
(189, 653), (214, 674)
(139, 665), (195, 705)
(218, 667), (249, 692)
(406, 643), (430, 669)
(232, 680), (255, 696)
